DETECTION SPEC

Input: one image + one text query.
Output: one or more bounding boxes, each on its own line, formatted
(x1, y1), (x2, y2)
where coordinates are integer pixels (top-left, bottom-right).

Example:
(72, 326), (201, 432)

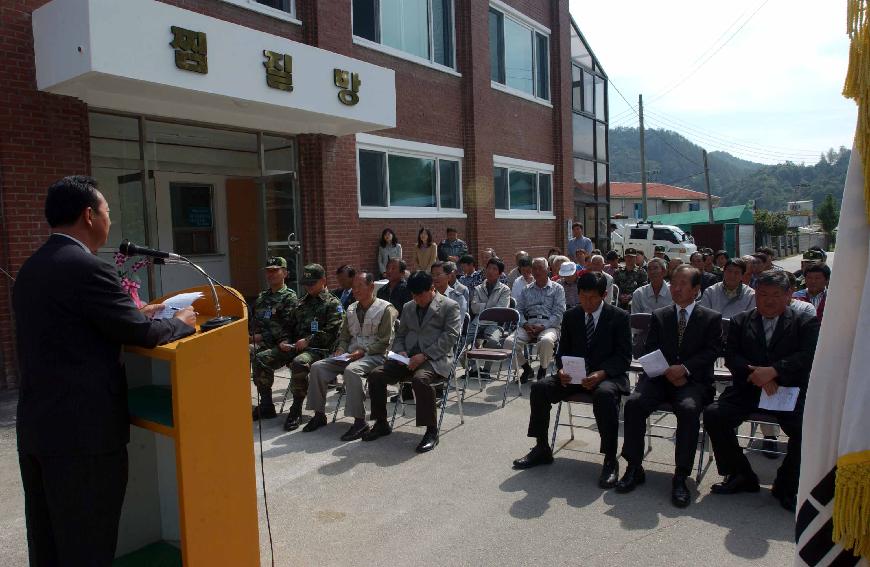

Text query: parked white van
(614, 221), (697, 261)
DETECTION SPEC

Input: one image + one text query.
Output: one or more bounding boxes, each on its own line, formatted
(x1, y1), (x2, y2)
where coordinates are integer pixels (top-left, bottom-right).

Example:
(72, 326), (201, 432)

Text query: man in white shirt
(698, 258), (756, 320)
(511, 256), (535, 301)
(631, 258), (672, 315)
(586, 255), (614, 299)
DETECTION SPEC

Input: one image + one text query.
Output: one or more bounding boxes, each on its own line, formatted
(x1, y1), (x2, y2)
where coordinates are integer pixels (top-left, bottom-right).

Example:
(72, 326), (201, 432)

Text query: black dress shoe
(512, 445), (554, 469)
(762, 436), (780, 459)
(536, 367), (546, 381)
(519, 367), (534, 384)
(302, 413), (327, 433)
(361, 420), (392, 442)
(402, 383), (415, 401)
(252, 403), (277, 421)
(283, 412), (301, 431)
(615, 465), (646, 493)
(416, 429), (439, 453)
(672, 475), (691, 508)
(599, 458), (620, 489)
(340, 422), (370, 442)
(467, 368), (479, 378)
(778, 491), (797, 512)
(710, 473), (760, 494)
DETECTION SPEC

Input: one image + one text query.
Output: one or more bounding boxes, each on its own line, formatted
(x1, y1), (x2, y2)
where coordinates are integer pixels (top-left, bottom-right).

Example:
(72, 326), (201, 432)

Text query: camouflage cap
(301, 263), (326, 285)
(624, 247), (638, 256)
(654, 245), (667, 252)
(265, 256), (287, 269)
(802, 249), (825, 262)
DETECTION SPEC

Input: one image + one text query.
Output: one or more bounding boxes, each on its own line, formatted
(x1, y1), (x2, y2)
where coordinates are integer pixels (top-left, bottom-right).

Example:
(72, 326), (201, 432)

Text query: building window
(353, 0), (455, 69)
(493, 160), (553, 217)
(220, 0), (298, 21)
(689, 202), (700, 212)
(357, 140), (462, 215)
(170, 183), (217, 255)
(255, 0), (293, 12)
(573, 114), (594, 158)
(488, 6), (549, 101)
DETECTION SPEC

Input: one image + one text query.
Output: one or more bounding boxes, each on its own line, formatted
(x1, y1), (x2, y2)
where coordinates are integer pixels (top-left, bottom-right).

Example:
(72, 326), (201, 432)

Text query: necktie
(678, 308), (687, 348)
(586, 313), (595, 348)
(764, 318), (775, 344)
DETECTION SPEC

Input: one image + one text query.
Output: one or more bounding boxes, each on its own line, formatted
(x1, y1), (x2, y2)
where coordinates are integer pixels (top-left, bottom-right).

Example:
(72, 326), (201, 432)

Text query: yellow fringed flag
(844, 0), (870, 223)
(794, 142), (870, 567)
(794, 17), (870, 557)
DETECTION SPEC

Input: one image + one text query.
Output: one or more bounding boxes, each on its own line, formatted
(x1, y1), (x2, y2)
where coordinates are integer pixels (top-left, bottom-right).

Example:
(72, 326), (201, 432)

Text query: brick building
(0, 0), (609, 388)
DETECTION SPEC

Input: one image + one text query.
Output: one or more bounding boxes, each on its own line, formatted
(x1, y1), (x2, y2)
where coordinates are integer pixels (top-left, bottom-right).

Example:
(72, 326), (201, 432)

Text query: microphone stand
(156, 257), (234, 332)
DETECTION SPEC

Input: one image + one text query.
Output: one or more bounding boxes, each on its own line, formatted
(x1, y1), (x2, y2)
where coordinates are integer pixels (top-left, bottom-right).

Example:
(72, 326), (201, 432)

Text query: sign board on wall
(32, 0), (396, 136)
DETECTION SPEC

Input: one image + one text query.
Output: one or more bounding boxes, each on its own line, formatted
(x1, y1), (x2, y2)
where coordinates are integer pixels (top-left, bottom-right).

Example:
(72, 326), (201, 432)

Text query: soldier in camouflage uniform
(278, 263), (343, 431)
(251, 257), (298, 420)
(613, 247), (648, 311)
(653, 244), (671, 264)
(793, 249), (825, 291)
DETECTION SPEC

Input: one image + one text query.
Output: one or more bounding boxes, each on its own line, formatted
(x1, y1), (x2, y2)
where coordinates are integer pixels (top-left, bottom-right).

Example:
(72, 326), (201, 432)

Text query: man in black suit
(513, 272), (631, 488)
(616, 265), (722, 507)
(704, 270), (820, 511)
(12, 176), (196, 566)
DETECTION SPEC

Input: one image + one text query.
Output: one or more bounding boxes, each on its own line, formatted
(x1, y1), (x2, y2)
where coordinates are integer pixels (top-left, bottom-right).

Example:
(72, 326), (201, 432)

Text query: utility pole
(702, 149), (714, 224)
(638, 94), (648, 220)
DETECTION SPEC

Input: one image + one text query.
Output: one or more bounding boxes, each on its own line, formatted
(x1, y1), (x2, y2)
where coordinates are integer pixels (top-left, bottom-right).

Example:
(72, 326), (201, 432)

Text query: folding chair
(278, 347), (331, 413)
(740, 412), (788, 458)
(550, 389), (625, 454)
(713, 318), (731, 383)
(463, 307), (522, 407)
(610, 284), (620, 306)
(391, 319), (466, 431)
(643, 393), (710, 482)
(628, 313), (652, 376)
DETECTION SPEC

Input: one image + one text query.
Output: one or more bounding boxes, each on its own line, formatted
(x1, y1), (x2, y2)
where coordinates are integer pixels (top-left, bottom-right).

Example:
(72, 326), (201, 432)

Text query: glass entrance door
(260, 174), (302, 293)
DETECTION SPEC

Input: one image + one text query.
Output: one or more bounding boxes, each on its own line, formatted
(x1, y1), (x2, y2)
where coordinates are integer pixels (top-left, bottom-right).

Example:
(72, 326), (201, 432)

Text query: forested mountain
(609, 127), (850, 211)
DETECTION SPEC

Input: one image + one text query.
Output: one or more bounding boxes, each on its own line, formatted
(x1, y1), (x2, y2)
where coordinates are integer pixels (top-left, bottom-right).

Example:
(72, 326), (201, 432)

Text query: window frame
(169, 182), (219, 256)
(488, 1), (551, 106)
(219, 0), (301, 25)
(356, 133), (465, 219)
(493, 155), (555, 220)
(351, 0), (460, 76)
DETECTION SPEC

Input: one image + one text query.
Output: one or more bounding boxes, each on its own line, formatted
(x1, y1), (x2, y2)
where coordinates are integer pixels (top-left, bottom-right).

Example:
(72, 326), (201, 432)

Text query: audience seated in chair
(512, 272), (631, 489)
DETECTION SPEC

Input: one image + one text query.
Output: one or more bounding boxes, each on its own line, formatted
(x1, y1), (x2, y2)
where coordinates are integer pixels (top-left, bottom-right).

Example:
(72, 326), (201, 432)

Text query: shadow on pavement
(499, 457), (607, 519)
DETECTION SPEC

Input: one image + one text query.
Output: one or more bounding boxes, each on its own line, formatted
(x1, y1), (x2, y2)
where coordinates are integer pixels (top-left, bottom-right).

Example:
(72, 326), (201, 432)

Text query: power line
(643, 116), (819, 163)
(644, 109), (823, 157)
(646, 0), (771, 106)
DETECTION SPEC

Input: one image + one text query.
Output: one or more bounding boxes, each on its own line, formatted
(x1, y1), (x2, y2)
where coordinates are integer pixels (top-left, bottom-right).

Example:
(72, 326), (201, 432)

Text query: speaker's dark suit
(621, 303), (722, 476)
(527, 302), (631, 458)
(13, 234), (193, 566)
(703, 308), (820, 494)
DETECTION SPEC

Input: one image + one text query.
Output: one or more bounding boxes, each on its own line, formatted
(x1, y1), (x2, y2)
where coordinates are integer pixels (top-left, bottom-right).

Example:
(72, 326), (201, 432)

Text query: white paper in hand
(638, 349), (669, 378)
(387, 351), (410, 365)
(153, 292), (205, 319)
(561, 356), (587, 384)
(758, 386), (800, 412)
(330, 353), (353, 362)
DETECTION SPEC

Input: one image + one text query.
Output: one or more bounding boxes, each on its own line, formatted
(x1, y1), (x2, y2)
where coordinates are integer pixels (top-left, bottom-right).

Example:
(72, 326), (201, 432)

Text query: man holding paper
(616, 265), (722, 508)
(303, 272), (397, 440)
(703, 270), (820, 511)
(363, 271), (461, 453)
(513, 273), (631, 489)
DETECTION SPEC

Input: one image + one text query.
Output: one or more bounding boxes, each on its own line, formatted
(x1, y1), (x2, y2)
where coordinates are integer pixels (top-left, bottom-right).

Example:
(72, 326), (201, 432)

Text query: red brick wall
(0, 1), (92, 388)
(0, 0), (576, 386)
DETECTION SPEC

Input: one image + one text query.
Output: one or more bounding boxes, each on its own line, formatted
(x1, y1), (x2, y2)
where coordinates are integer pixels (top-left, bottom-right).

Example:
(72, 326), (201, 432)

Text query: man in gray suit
(363, 271), (462, 452)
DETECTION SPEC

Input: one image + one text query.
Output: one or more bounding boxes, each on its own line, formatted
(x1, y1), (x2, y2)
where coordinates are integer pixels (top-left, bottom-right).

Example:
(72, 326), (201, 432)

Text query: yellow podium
(113, 286), (260, 566)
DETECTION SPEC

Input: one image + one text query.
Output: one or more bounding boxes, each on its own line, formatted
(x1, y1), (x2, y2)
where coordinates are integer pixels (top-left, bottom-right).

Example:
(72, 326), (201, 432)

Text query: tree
(755, 209), (788, 238)
(816, 193), (840, 245)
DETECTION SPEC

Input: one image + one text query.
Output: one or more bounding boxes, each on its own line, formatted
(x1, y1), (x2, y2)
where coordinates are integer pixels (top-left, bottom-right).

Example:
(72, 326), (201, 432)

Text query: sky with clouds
(569, 0), (857, 164)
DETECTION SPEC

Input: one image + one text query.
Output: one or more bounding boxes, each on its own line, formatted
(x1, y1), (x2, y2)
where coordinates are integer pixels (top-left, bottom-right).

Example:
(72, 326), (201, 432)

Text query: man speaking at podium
(12, 176), (196, 566)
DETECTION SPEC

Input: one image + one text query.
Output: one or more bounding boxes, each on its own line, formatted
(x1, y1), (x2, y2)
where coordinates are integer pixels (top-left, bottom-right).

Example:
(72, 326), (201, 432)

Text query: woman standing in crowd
(377, 228), (402, 278)
(412, 227), (438, 273)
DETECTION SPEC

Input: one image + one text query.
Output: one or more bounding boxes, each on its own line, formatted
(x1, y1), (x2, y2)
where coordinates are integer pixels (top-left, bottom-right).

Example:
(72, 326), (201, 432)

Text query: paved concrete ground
(2, 263), (819, 567)
(0, 370), (797, 566)
(777, 251), (834, 273)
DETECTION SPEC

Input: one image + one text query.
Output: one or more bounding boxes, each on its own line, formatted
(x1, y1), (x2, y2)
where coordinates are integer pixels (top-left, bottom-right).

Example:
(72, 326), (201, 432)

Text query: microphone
(118, 241), (235, 332)
(119, 240), (182, 260)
